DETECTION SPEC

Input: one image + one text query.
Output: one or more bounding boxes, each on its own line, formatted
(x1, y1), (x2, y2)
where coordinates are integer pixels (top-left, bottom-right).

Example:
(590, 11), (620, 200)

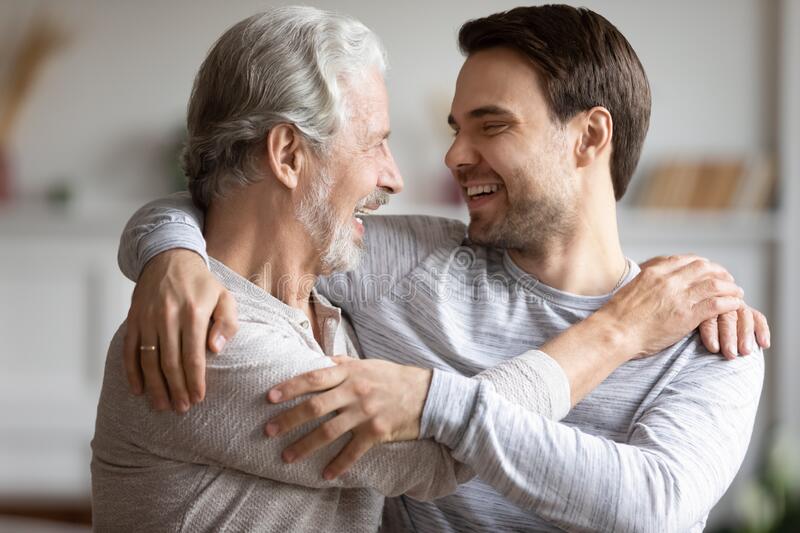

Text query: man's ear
(573, 106), (613, 169)
(266, 123), (306, 190)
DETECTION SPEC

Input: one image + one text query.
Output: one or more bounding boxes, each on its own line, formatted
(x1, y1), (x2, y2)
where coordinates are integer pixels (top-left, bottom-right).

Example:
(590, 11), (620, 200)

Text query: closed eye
(483, 123), (507, 133)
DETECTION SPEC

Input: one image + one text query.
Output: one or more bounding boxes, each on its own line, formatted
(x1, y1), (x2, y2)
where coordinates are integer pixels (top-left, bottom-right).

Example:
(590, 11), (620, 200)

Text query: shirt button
(300, 320), (310, 329)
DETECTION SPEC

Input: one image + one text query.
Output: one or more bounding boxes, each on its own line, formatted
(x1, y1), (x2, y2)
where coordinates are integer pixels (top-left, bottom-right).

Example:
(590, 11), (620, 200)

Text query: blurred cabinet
(0, 209), (133, 504)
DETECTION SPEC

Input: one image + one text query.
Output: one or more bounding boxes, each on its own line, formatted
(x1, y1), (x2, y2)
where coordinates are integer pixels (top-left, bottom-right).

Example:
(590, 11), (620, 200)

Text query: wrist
(583, 309), (634, 362)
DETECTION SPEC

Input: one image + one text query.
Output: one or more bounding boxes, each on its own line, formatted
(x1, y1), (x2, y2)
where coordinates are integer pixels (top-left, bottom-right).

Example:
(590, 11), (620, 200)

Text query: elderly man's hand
(123, 249), (239, 412)
(264, 358), (432, 480)
(602, 255), (769, 360)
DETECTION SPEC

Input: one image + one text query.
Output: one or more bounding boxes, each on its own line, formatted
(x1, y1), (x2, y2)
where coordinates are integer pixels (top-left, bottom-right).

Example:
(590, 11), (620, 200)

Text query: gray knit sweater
(91, 257), (567, 532)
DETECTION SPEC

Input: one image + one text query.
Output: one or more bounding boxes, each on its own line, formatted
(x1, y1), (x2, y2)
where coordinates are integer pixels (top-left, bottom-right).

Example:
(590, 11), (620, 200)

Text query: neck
(204, 185), (320, 311)
(509, 176), (626, 296)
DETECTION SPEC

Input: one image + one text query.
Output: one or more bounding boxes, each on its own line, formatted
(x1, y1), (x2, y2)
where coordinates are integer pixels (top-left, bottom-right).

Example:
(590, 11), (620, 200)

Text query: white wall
(1, 0), (774, 207)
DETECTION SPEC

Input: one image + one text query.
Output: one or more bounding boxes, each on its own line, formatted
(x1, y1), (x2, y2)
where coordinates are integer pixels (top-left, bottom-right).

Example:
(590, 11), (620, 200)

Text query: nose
(378, 143), (404, 194)
(444, 132), (479, 172)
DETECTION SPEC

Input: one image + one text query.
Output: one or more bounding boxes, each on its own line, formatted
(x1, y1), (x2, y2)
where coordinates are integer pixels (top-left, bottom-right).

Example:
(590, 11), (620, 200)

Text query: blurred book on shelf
(632, 155), (777, 210)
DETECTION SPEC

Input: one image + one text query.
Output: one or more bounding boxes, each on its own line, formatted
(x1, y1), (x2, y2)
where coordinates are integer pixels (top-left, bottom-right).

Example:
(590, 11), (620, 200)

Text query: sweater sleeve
(117, 192), (207, 281)
(93, 324), (473, 501)
(420, 342), (764, 532)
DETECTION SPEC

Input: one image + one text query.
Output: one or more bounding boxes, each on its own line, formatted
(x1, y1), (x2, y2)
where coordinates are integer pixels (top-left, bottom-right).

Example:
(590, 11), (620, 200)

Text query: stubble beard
(468, 143), (578, 259)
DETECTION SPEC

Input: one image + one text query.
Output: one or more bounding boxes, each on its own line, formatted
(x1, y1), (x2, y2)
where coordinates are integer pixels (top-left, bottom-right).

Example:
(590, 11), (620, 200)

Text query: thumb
(208, 290), (239, 353)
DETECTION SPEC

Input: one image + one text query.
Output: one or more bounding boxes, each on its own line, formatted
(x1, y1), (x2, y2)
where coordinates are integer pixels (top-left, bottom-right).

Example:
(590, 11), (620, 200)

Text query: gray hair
(182, 6), (387, 209)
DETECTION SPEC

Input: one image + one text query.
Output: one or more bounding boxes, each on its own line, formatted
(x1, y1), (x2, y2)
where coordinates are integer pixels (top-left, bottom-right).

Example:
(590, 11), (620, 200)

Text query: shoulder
(667, 333), (765, 395)
(362, 214), (467, 251)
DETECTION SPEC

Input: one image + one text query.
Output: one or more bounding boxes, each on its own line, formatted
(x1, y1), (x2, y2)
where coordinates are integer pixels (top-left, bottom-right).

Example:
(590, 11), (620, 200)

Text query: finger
(208, 290), (239, 353)
(330, 355), (352, 365)
(752, 309), (771, 349)
(267, 387), (354, 437)
(322, 433), (377, 480)
(737, 307), (755, 356)
(123, 317), (144, 395)
(675, 259), (734, 286)
(158, 312), (190, 413)
(698, 317), (720, 354)
(280, 411), (362, 464)
(717, 310), (739, 360)
(182, 311), (208, 405)
(268, 365), (349, 404)
(639, 254), (701, 275)
(140, 329), (171, 411)
(692, 295), (742, 319)
(690, 278), (743, 303)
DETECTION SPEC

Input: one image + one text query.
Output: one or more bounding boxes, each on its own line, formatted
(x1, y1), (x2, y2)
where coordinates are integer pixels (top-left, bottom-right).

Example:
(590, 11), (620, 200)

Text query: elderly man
(102, 4), (768, 533)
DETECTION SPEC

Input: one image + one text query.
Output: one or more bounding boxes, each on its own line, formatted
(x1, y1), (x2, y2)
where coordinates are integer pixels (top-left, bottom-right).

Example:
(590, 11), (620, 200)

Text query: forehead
(341, 67), (390, 138)
(451, 47), (548, 120)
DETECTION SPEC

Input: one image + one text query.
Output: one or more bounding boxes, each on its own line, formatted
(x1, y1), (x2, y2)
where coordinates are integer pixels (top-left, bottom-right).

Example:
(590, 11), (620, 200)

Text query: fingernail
(265, 423), (279, 437)
(190, 392), (202, 404)
(323, 468), (335, 480)
(282, 450), (295, 463)
(176, 400), (190, 413)
(268, 389), (283, 403)
(710, 340), (719, 353)
(132, 384), (143, 395)
(214, 335), (227, 352)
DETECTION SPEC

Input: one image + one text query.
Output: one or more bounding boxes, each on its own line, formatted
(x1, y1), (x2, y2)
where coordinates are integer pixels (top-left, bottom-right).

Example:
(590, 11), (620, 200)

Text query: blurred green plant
(712, 427), (800, 533)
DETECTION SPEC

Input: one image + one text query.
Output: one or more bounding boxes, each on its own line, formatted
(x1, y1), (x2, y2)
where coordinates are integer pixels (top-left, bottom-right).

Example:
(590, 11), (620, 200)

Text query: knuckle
(185, 303), (208, 323)
(306, 398), (325, 418)
(320, 422), (338, 440)
(689, 259), (706, 270)
(353, 382), (372, 399)
(367, 418), (387, 438)
(184, 357), (204, 371)
(158, 304), (178, 322)
(361, 398), (379, 417)
(160, 359), (179, 374)
(305, 371), (323, 386)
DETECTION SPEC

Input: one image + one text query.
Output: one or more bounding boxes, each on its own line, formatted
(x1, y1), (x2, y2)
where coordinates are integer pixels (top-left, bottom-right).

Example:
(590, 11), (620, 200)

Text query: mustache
(356, 188), (390, 210)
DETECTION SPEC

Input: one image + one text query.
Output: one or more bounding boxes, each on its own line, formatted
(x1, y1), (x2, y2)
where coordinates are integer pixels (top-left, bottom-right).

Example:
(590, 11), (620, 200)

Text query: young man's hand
(264, 357), (432, 480)
(123, 249), (239, 412)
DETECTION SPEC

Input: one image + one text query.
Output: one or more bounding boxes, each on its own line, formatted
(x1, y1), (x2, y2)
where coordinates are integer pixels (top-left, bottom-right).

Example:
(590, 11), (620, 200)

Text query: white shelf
(617, 208), (780, 244)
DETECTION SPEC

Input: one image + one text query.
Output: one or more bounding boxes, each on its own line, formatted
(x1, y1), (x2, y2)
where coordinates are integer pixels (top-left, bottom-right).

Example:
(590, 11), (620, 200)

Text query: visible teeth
(466, 184), (500, 197)
(354, 216), (363, 225)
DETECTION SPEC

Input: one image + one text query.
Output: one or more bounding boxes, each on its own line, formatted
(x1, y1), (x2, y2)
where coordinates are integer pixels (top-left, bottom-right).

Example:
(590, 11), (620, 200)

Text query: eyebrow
(447, 105), (516, 127)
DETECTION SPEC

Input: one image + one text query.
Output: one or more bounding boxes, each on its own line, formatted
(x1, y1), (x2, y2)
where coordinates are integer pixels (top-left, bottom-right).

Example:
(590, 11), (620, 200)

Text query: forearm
(425, 378), (688, 532)
(538, 311), (629, 406)
(109, 334), (465, 498)
(475, 312), (628, 422)
(118, 191), (207, 281)
(421, 355), (761, 532)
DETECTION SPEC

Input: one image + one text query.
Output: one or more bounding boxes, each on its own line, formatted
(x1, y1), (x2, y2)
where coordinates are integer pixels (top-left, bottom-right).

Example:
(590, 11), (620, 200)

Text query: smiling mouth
(464, 184), (503, 202)
(353, 204), (380, 225)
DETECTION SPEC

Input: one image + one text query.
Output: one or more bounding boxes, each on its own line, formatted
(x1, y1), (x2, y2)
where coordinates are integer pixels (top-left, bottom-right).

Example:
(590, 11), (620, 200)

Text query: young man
(112, 5), (768, 532)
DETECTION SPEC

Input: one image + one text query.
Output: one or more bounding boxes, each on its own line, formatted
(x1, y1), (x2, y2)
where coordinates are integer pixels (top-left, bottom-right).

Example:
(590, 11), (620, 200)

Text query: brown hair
(458, 5), (651, 200)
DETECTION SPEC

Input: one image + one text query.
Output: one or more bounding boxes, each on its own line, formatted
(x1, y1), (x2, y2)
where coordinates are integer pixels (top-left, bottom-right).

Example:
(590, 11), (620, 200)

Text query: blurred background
(0, 0), (797, 531)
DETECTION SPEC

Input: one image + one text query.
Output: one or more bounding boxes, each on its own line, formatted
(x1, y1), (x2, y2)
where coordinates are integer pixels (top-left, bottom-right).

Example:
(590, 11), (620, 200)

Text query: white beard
(295, 171), (364, 274)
